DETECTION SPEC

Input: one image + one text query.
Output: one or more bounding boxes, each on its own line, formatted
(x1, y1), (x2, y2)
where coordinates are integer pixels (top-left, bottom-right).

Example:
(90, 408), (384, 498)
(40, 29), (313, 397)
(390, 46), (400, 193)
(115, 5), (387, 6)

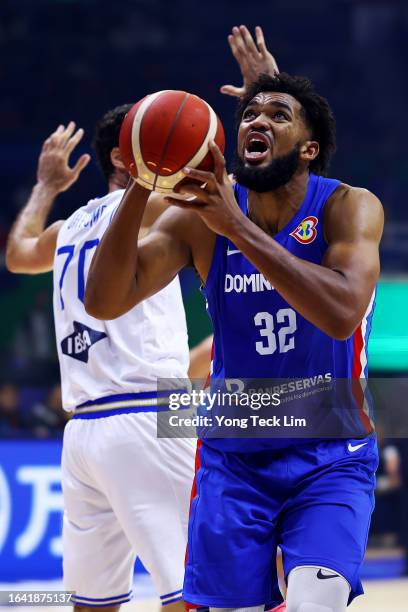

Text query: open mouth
(244, 133), (271, 164)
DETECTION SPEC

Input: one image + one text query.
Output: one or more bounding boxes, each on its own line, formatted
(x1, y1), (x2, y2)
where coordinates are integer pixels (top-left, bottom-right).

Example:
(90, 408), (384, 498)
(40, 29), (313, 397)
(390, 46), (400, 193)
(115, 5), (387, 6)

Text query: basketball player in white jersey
(6, 110), (197, 612)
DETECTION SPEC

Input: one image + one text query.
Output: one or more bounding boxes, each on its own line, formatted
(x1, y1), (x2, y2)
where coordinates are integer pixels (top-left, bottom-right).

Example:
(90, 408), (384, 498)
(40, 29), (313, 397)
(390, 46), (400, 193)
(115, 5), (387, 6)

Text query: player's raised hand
(164, 141), (244, 238)
(37, 122), (91, 194)
(221, 25), (279, 98)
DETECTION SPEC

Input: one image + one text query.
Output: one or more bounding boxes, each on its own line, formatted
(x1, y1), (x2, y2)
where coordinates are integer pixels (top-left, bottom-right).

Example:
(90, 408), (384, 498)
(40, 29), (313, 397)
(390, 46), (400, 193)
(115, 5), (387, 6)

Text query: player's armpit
(6, 220), (63, 274)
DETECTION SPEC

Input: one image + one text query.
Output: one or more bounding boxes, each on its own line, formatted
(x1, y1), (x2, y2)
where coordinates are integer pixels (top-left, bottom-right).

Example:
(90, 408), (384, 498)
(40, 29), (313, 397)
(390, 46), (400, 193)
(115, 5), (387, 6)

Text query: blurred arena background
(0, 0), (407, 609)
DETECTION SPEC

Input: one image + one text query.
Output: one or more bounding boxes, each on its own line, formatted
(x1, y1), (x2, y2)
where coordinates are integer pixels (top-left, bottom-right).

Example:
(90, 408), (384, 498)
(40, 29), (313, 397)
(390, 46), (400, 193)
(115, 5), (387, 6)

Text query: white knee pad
(286, 565), (350, 612)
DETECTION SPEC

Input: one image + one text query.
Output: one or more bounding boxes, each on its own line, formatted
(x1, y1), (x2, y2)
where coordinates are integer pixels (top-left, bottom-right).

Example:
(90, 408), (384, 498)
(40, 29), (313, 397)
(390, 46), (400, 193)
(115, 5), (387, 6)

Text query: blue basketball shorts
(183, 436), (378, 609)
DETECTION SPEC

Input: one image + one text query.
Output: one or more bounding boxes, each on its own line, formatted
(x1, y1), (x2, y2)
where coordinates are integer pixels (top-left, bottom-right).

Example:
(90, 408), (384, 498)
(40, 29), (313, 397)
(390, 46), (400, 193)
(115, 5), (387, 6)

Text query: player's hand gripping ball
(119, 90), (225, 193)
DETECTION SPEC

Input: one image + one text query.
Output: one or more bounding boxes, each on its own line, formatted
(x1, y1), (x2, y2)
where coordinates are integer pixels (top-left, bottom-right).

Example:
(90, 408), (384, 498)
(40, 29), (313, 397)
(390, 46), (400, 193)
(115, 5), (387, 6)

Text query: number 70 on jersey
(56, 239), (99, 309)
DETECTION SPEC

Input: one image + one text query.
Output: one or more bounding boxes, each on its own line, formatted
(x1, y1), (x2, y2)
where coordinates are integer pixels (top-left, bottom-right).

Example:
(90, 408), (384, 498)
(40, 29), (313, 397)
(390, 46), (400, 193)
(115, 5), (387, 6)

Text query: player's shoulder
(81, 189), (125, 214)
(324, 182), (384, 241)
(61, 190), (124, 234)
(328, 182), (382, 210)
(325, 182), (383, 223)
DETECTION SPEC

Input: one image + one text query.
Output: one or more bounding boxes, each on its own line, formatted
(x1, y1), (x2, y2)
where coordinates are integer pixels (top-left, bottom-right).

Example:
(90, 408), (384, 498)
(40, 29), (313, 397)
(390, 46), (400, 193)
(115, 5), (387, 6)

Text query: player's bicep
(323, 237), (380, 279)
(322, 187), (383, 316)
(6, 220), (63, 274)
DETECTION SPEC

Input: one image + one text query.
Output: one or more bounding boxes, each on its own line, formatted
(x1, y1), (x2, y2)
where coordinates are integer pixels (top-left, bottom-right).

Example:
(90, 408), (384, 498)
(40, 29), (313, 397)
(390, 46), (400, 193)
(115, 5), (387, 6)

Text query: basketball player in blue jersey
(87, 69), (384, 612)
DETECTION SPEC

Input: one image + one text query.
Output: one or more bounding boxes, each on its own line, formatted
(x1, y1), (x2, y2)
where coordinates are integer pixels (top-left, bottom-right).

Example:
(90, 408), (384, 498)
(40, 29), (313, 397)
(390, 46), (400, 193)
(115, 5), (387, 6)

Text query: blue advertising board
(0, 440), (147, 582)
(0, 440), (63, 580)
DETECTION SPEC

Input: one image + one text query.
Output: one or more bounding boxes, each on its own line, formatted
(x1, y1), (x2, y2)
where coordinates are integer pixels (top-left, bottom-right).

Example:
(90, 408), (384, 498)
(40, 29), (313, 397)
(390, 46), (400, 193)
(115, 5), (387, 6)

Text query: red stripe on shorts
(351, 325), (373, 434)
(184, 439), (203, 609)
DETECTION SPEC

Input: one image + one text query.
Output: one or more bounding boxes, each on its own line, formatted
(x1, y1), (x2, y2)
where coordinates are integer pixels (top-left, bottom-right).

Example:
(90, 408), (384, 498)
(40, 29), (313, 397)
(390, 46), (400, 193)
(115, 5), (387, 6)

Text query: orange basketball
(119, 90), (225, 193)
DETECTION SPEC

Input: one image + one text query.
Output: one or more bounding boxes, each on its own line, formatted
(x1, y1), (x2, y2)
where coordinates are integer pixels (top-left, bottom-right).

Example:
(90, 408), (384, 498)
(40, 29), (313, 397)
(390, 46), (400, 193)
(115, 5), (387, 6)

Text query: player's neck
(247, 170), (309, 235)
(108, 169), (129, 193)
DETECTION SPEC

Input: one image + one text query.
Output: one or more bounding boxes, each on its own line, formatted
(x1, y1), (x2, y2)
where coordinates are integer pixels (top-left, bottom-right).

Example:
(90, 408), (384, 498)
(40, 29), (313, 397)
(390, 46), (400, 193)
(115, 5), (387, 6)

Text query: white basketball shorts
(61, 409), (196, 607)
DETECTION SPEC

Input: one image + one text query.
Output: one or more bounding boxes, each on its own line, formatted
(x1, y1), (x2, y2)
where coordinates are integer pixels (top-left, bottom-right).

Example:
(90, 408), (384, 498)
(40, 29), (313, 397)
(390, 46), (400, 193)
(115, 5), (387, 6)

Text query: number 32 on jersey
(254, 308), (297, 355)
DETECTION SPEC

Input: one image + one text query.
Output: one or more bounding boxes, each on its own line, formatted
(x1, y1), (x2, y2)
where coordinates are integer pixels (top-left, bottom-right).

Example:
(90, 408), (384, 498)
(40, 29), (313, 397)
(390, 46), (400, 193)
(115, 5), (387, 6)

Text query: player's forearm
(229, 217), (366, 339)
(6, 182), (57, 271)
(85, 181), (149, 319)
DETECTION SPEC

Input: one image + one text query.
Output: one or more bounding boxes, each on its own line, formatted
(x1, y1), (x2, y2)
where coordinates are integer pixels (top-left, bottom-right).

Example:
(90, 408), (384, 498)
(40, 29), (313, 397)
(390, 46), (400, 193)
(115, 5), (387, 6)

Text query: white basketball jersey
(53, 190), (189, 410)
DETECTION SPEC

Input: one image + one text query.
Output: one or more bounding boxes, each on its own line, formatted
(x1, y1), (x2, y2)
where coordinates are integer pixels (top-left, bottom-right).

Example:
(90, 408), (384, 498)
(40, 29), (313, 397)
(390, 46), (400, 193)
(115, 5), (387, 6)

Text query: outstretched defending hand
(221, 25), (279, 98)
(37, 122), (90, 195)
(164, 142), (243, 238)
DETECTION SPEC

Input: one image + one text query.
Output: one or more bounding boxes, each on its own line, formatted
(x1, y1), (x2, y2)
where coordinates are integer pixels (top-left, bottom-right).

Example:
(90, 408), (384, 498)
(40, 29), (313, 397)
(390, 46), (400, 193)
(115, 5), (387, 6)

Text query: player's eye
(274, 111), (289, 121)
(242, 109), (256, 120)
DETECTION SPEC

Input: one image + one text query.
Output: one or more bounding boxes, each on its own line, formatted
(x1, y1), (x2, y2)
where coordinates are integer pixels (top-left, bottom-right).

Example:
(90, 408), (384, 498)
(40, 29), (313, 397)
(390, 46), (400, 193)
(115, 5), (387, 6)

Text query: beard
(232, 144), (301, 193)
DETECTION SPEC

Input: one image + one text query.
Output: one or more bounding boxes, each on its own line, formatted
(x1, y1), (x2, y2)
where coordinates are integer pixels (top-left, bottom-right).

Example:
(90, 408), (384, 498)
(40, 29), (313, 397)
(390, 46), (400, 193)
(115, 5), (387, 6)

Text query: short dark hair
(236, 73), (336, 176)
(92, 103), (133, 181)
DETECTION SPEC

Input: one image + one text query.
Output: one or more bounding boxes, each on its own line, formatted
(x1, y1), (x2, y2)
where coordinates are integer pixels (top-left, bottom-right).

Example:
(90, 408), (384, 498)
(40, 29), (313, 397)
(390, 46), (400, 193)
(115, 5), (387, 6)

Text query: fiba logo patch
(61, 321), (107, 363)
(290, 216), (319, 244)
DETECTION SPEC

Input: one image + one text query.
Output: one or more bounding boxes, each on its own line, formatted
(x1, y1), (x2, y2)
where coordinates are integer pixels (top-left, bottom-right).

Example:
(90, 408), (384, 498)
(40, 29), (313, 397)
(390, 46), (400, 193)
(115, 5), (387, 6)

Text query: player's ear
(110, 147), (126, 171)
(299, 140), (319, 164)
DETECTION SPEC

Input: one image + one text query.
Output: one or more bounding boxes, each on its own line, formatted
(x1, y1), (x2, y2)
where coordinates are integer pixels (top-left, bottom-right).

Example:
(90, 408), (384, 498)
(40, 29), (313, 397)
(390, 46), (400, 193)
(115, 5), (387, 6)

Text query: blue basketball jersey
(201, 173), (376, 449)
(204, 173), (375, 380)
